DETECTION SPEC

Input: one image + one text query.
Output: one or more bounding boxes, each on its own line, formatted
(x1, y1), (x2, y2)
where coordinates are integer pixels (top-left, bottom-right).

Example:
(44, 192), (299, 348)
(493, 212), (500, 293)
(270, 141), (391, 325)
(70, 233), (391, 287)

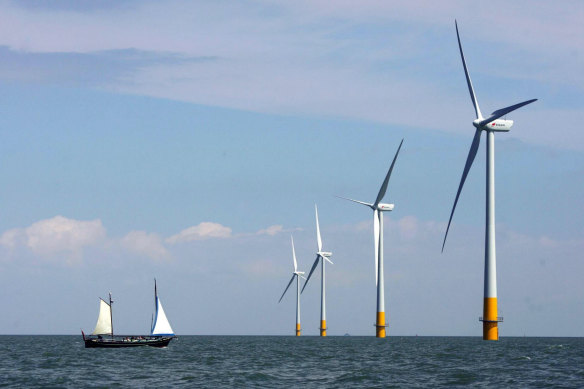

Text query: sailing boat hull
(84, 336), (174, 348)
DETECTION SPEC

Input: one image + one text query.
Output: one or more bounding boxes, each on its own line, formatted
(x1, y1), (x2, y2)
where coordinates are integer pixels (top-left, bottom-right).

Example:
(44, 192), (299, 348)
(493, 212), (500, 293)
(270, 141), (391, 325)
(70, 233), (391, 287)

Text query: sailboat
(82, 280), (175, 348)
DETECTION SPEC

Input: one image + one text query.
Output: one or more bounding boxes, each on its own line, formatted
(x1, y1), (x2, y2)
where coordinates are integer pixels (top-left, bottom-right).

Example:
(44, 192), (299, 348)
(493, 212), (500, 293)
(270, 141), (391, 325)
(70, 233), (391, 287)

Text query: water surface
(0, 336), (582, 387)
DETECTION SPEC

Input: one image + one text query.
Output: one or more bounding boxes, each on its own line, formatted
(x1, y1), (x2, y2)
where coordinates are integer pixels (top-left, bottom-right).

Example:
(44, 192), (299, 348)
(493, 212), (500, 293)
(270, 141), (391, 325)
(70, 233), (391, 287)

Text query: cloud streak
(0, 46), (217, 87)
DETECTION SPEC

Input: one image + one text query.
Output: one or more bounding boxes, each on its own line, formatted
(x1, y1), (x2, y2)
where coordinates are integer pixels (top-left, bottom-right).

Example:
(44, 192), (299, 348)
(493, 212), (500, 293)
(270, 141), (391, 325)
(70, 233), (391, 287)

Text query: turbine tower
(302, 205), (333, 336)
(442, 21), (537, 341)
(339, 139), (403, 338)
(278, 236), (306, 336)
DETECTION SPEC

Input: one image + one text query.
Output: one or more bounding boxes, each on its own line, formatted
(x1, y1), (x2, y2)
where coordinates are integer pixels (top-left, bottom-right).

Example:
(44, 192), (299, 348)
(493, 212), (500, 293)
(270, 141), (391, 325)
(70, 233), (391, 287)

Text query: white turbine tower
(301, 205), (333, 336)
(278, 236), (306, 336)
(442, 21), (537, 341)
(339, 139), (403, 338)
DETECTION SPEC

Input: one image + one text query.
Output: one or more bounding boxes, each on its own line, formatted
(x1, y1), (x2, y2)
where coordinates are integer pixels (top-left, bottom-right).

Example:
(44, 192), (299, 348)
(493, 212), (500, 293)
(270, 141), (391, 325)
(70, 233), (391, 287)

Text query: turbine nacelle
(318, 251), (332, 258)
(485, 119), (513, 131)
(377, 203), (394, 212)
(473, 118), (513, 132)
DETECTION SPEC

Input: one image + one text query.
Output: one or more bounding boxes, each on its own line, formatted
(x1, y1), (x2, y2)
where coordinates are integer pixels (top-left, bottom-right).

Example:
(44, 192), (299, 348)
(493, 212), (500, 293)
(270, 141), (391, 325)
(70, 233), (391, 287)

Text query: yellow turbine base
(376, 311), (386, 338)
(320, 320), (327, 337)
(296, 323), (301, 337)
(483, 297), (499, 341)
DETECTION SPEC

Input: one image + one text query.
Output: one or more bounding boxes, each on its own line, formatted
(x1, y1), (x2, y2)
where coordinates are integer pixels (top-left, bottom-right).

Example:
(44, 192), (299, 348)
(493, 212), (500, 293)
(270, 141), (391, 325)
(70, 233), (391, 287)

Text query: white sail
(151, 297), (174, 336)
(91, 298), (112, 335)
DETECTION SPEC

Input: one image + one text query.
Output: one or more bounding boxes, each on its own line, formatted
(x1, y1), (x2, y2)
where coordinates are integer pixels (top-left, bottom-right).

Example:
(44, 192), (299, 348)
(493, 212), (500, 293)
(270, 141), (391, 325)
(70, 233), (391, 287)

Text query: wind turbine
(278, 236), (306, 336)
(301, 205), (333, 336)
(442, 21), (537, 341)
(339, 139), (403, 338)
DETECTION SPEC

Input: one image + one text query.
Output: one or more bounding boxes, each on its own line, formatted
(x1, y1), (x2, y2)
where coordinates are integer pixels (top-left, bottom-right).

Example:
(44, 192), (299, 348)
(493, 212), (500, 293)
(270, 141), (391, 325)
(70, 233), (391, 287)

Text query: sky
(0, 0), (582, 337)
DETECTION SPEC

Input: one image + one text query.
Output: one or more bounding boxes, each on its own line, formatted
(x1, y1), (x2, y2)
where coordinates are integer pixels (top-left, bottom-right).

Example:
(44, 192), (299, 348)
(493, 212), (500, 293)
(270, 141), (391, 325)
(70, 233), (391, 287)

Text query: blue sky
(0, 0), (582, 336)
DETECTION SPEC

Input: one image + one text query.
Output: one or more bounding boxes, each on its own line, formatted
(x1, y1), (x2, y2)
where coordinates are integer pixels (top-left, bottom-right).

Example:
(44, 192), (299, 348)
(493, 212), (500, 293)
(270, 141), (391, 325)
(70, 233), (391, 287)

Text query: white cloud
(0, 216), (106, 263)
(0, 228), (25, 248)
(26, 216), (105, 254)
(256, 225), (284, 236)
(166, 222), (232, 244)
(121, 230), (169, 260)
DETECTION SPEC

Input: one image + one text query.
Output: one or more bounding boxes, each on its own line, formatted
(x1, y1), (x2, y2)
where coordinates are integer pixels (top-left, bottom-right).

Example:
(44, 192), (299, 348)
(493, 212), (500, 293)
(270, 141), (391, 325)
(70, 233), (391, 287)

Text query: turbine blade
(374, 139), (404, 207)
(299, 275), (307, 280)
(325, 257), (334, 265)
(442, 128), (482, 252)
(456, 20), (482, 119)
(478, 99), (538, 127)
(335, 196), (373, 208)
(373, 209), (379, 286)
(301, 255), (320, 294)
(291, 235), (298, 272)
(315, 204), (322, 252)
(278, 274), (296, 303)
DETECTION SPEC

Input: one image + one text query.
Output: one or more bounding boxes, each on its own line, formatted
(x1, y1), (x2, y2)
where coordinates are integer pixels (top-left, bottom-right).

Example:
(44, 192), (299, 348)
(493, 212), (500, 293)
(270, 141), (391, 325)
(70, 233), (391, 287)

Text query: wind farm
(441, 21), (537, 340)
(276, 22), (537, 340)
(272, 21), (539, 340)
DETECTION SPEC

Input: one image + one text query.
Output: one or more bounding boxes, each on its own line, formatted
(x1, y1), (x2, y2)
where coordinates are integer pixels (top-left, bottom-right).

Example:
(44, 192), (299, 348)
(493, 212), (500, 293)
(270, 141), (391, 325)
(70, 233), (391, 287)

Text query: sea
(0, 336), (582, 388)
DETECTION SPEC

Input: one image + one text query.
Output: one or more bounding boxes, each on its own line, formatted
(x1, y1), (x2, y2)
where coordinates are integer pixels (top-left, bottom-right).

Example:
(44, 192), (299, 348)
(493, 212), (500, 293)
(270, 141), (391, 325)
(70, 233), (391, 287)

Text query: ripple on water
(0, 336), (582, 388)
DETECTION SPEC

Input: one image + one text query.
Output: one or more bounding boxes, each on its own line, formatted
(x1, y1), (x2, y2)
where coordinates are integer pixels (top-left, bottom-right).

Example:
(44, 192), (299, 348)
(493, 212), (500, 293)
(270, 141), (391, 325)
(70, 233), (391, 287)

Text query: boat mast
(153, 278), (158, 334)
(109, 292), (114, 339)
(154, 278), (158, 308)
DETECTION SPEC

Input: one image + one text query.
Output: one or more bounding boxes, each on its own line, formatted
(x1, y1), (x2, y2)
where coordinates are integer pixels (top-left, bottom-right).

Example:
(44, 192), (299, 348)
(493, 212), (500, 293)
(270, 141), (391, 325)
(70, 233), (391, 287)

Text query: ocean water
(0, 336), (582, 388)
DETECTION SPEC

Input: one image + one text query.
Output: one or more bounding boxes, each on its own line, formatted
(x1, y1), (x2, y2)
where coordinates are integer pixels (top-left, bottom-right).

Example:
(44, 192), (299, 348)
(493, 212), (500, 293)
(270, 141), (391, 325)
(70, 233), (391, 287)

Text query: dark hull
(84, 336), (174, 348)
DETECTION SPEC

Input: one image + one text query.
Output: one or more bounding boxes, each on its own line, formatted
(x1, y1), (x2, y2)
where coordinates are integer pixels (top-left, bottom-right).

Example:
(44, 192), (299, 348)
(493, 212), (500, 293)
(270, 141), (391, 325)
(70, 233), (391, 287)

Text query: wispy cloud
(166, 222), (233, 244)
(0, 1), (580, 148)
(255, 225), (284, 236)
(0, 46), (216, 87)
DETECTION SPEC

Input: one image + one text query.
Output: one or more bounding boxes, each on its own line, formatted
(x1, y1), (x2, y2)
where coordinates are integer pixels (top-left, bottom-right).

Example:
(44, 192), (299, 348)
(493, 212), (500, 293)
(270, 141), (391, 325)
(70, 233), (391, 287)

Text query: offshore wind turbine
(442, 21), (537, 341)
(278, 236), (306, 336)
(301, 205), (333, 336)
(339, 139), (403, 338)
